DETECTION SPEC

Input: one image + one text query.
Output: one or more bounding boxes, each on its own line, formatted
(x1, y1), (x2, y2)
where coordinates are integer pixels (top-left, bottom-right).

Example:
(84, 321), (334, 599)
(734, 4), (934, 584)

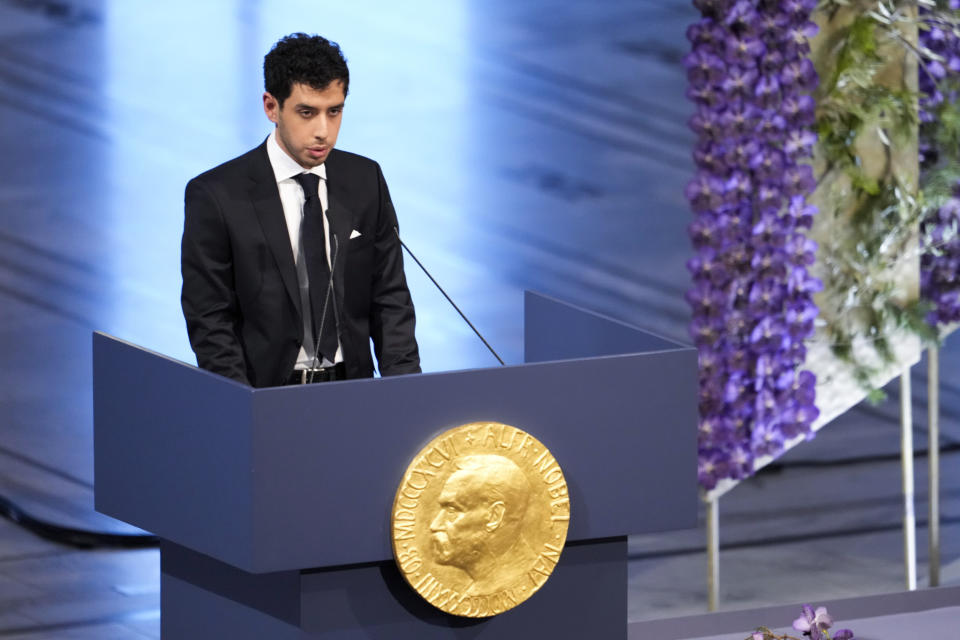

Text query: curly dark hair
(263, 33), (349, 106)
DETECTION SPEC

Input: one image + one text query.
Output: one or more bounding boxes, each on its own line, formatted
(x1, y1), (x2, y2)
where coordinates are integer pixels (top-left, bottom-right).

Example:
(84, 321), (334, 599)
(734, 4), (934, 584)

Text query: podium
(94, 292), (698, 638)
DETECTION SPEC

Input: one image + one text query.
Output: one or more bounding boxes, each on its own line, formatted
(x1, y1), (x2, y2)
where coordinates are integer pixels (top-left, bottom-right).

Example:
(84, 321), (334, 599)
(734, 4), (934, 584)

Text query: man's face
(429, 471), (490, 569)
(263, 81), (345, 169)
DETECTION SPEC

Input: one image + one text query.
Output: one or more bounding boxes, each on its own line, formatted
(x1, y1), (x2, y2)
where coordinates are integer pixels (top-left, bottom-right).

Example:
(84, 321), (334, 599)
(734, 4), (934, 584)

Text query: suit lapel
(248, 143), (302, 320)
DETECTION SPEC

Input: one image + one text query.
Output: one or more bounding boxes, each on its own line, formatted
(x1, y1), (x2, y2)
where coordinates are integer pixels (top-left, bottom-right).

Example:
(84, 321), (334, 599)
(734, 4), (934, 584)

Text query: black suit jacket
(181, 141), (420, 387)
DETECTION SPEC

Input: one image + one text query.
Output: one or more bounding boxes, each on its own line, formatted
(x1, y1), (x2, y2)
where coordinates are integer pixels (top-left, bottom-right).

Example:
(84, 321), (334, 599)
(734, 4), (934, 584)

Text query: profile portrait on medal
(428, 454), (538, 595)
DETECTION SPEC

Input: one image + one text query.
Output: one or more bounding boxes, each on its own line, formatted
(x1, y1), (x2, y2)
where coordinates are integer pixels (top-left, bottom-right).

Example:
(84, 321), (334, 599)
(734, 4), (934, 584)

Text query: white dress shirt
(265, 129), (343, 368)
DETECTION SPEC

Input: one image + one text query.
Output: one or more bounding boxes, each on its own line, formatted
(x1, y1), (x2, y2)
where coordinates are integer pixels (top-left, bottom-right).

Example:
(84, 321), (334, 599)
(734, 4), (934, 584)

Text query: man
(181, 33), (420, 387)
(429, 455), (538, 595)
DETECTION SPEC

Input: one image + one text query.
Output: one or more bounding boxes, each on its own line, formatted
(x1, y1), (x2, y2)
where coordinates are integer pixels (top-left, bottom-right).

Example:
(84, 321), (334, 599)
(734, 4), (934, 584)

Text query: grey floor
(0, 0), (958, 637)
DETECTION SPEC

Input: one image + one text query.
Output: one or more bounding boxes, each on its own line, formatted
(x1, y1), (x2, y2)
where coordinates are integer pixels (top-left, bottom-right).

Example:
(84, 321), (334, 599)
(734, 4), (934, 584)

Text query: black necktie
(292, 172), (338, 363)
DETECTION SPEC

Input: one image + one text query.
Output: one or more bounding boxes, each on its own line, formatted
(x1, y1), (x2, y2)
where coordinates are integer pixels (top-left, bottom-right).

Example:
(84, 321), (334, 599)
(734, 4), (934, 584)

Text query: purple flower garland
(919, 3), (960, 328)
(683, 0), (822, 490)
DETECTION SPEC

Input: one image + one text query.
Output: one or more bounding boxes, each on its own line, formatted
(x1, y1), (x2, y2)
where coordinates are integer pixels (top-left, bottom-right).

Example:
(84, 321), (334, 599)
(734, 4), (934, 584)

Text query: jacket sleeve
(369, 164), (421, 376)
(180, 177), (250, 385)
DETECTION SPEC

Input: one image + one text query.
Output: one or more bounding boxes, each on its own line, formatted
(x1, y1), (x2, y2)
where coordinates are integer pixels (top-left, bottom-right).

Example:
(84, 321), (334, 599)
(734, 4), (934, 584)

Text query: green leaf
(849, 16), (878, 56)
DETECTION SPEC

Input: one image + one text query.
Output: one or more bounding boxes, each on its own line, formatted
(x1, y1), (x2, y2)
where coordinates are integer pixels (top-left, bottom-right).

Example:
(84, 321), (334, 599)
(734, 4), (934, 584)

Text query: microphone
(394, 227), (505, 366)
(309, 234), (340, 382)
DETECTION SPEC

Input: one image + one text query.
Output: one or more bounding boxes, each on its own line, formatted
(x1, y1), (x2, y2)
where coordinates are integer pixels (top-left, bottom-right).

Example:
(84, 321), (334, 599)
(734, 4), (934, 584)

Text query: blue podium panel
(93, 334), (254, 561)
(162, 538), (626, 639)
(95, 329), (697, 573)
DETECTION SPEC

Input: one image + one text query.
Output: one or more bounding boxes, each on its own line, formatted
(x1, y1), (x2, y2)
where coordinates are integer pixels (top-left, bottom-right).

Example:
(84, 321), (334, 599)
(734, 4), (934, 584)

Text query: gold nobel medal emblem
(391, 422), (571, 618)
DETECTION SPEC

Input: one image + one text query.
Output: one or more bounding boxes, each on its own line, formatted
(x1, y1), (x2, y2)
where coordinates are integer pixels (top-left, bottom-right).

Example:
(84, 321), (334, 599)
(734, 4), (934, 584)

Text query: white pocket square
(349, 229), (362, 239)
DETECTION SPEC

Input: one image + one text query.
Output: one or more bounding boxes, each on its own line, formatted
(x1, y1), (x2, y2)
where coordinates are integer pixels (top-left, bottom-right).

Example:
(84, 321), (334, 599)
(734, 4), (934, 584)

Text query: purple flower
(698, 450), (725, 490)
(786, 338), (807, 362)
(749, 149), (785, 181)
(760, 49), (785, 75)
(754, 74), (781, 108)
(783, 20), (819, 56)
(782, 0), (817, 16)
(784, 129), (818, 156)
(721, 104), (763, 137)
(780, 401), (819, 438)
(693, 141), (728, 173)
(749, 316), (788, 351)
(749, 278), (783, 313)
(687, 251), (731, 287)
(786, 299), (818, 338)
(721, 66), (760, 98)
(724, 171), (753, 202)
(757, 109), (787, 137)
(782, 94), (816, 126)
(719, 238), (752, 272)
(833, 630), (855, 640)
(751, 214), (787, 245)
(783, 165), (816, 196)
(690, 217), (721, 249)
(750, 250), (787, 279)
(684, 49), (726, 86)
(726, 443), (753, 478)
(793, 605), (833, 640)
(787, 266), (823, 295)
(687, 83), (722, 108)
(700, 379), (726, 414)
(751, 416), (784, 457)
(756, 183), (784, 210)
(686, 18), (723, 49)
(686, 172), (727, 212)
(786, 233), (817, 266)
(690, 107), (724, 139)
(758, 12), (788, 35)
(928, 59), (947, 81)
(789, 19), (819, 43)
(723, 0), (760, 33)
(786, 195), (817, 228)
(724, 309), (753, 338)
(686, 283), (722, 318)
(691, 316), (725, 347)
(792, 370), (816, 399)
(781, 58), (818, 89)
(724, 137), (761, 167)
(699, 414), (737, 448)
(716, 201), (749, 228)
(725, 35), (766, 66)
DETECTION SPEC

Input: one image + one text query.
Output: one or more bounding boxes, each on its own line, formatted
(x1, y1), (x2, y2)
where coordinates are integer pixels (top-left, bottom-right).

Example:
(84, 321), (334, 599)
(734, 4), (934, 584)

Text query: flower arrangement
(684, 0), (823, 490)
(810, 1), (931, 399)
(919, 1), (960, 328)
(810, 0), (960, 397)
(747, 604), (855, 640)
(686, 0), (960, 491)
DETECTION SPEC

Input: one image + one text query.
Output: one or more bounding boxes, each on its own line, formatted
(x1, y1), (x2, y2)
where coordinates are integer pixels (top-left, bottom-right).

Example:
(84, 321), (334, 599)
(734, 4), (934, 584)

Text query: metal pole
(928, 347), (940, 587)
(707, 497), (719, 612)
(900, 368), (917, 591)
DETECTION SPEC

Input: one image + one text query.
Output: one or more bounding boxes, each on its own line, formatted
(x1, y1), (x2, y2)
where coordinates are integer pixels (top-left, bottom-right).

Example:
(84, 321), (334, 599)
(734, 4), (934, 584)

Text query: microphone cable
(394, 227), (505, 366)
(308, 234), (340, 382)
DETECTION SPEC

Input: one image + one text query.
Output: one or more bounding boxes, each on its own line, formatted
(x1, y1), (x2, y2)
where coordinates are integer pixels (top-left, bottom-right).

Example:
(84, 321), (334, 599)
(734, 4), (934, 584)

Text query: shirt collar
(266, 129), (327, 183)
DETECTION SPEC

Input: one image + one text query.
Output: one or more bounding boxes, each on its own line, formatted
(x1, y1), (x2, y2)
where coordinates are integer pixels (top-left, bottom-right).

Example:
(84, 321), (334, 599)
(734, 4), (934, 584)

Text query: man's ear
(263, 92), (280, 124)
(486, 501), (506, 532)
